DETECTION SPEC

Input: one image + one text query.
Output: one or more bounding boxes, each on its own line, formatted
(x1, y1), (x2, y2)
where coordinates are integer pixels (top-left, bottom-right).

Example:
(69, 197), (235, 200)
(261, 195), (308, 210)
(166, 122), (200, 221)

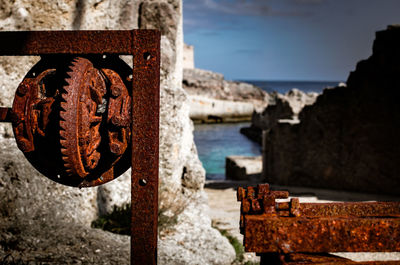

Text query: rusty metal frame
(238, 184), (400, 264)
(0, 30), (160, 265)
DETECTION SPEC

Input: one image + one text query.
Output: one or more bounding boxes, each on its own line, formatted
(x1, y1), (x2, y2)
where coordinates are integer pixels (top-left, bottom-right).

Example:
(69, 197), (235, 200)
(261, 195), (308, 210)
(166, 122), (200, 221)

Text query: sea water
(194, 122), (261, 180)
(193, 80), (341, 180)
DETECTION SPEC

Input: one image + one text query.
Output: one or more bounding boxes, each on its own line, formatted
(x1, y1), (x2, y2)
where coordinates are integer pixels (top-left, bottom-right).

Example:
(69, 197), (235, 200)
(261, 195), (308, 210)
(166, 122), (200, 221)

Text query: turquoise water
(194, 122), (261, 180)
(194, 80), (341, 180)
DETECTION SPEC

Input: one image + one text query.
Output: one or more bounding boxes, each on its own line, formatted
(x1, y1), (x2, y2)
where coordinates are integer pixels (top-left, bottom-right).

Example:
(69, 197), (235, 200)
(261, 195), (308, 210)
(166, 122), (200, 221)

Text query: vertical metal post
(131, 30), (160, 264)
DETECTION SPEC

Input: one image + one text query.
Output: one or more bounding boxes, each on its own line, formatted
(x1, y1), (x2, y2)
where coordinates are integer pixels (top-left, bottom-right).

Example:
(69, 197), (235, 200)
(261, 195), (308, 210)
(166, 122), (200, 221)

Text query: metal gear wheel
(12, 55), (132, 187)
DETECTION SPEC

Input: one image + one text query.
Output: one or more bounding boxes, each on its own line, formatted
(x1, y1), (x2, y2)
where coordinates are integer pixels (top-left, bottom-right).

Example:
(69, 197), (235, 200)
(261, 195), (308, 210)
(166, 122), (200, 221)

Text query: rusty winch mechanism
(12, 55), (132, 187)
(0, 30), (160, 265)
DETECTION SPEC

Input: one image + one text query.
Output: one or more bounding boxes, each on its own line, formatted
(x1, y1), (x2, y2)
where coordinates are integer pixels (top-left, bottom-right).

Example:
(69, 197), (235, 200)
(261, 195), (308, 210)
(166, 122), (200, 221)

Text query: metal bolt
(111, 85), (122, 97)
(110, 142), (121, 155)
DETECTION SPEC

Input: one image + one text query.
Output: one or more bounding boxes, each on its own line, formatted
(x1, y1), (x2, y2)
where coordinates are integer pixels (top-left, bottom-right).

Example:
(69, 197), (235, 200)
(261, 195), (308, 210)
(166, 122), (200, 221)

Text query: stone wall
(263, 26), (400, 195)
(0, 0), (235, 264)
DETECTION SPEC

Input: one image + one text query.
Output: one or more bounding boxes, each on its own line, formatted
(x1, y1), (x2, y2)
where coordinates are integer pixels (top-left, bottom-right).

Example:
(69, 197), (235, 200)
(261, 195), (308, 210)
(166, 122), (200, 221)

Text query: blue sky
(183, 0), (400, 81)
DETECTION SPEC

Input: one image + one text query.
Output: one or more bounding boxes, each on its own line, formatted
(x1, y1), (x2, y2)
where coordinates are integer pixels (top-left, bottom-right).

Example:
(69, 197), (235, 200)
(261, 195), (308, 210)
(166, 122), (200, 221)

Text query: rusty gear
(11, 55), (132, 187)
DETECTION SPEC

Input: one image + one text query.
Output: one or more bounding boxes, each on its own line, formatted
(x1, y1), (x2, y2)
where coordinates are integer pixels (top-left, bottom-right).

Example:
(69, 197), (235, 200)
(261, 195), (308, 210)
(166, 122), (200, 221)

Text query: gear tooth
(64, 76), (73, 86)
(60, 120), (66, 130)
(61, 92), (68, 102)
(60, 130), (67, 140)
(60, 139), (68, 148)
(60, 112), (67, 122)
(65, 168), (73, 174)
(61, 148), (68, 155)
(60, 102), (67, 111)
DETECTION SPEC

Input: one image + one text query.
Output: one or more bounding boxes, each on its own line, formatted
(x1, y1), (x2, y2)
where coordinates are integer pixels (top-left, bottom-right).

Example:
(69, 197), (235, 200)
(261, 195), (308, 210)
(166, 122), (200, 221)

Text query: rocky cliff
(0, 1), (235, 264)
(183, 68), (269, 122)
(263, 26), (400, 195)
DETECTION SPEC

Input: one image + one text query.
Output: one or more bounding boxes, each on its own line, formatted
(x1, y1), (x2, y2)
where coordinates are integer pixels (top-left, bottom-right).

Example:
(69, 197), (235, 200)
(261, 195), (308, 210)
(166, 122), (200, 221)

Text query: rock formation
(0, 0), (235, 264)
(241, 89), (318, 143)
(263, 26), (400, 195)
(189, 95), (255, 123)
(183, 68), (269, 122)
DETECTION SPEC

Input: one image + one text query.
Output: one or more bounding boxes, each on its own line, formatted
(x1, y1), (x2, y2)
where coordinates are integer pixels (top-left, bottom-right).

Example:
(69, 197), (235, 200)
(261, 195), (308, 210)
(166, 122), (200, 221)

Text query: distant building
(183, 43), (194, 69)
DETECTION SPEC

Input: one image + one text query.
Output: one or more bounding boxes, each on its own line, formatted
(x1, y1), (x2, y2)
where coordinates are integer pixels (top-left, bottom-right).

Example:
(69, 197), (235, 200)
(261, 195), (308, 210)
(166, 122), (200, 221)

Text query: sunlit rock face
(0, 0), (235, 264)
(263, 26), (400, 195)
(183, 68), (269, 108)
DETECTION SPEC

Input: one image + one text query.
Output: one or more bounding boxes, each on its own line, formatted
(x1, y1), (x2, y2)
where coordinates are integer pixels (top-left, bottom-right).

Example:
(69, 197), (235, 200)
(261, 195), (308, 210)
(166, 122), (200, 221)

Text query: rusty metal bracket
(238, 184), (400, 264)
(0, 30), (160, 265)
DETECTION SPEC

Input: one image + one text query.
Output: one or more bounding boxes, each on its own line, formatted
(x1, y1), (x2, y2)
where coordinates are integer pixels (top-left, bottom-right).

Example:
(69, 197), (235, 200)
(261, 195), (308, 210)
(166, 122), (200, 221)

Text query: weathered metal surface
(245, 215), (400, 253)
(130, 30), (160, 265)
(11, 55), (132, 187)
(238, 184), (400, 264)
(285, 200), (400, 218)
(0, 31), (134, 55)
(260, 253), (400, 265)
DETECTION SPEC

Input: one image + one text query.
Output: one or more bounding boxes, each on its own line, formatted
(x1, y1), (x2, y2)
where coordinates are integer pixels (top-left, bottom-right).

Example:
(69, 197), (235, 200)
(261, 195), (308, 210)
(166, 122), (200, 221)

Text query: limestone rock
(222, 80), (269, 110)
(189, 95), (255, 123)
(97, 171), (131, 216)
(263, 26), (400, 195)
(183, 68), (269, 104)
(0, 139), (98, 226)
(183, 68), (269, 117)
(0, 219), (130, 264)
(159, 192), (236, 265)
(183, 68), (225, 98)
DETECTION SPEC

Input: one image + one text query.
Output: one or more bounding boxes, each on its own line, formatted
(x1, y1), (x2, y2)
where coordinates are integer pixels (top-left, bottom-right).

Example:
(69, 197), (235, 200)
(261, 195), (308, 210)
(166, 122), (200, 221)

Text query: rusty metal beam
(130, 30), (160, 265)
(289, 201), (400, 218)
(0, 31), (135, 55)
(244, 215), (400, 253)
(260, 253), (400, 265)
